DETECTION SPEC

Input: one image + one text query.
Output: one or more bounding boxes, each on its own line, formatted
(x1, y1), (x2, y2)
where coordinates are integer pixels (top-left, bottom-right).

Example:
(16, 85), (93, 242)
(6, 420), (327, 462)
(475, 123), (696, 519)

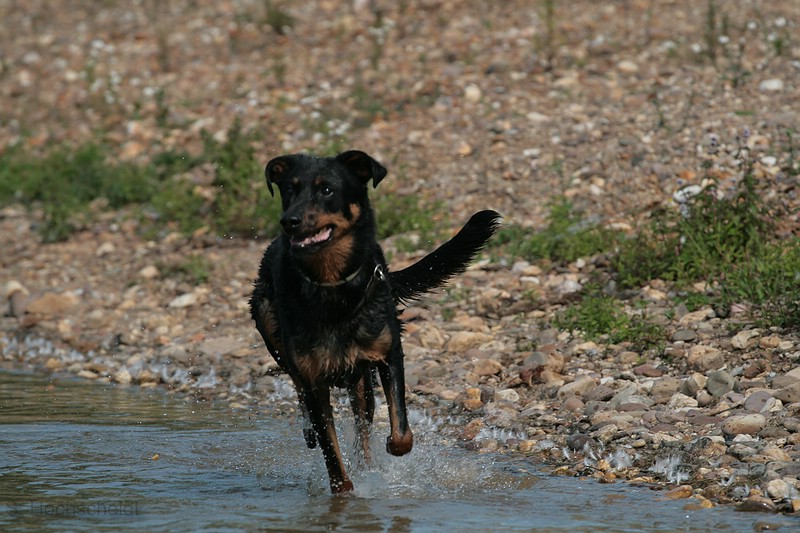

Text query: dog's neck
(298, 265), (363, 287)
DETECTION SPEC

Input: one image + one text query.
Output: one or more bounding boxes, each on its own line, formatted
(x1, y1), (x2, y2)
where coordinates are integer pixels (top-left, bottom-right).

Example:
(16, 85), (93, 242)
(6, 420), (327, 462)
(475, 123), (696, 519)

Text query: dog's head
(264, 150), (387, 255)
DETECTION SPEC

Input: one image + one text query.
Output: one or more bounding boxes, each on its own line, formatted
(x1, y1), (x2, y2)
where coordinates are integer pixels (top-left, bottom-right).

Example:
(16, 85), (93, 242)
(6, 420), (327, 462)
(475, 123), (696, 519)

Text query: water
(1, 371), (796, 532)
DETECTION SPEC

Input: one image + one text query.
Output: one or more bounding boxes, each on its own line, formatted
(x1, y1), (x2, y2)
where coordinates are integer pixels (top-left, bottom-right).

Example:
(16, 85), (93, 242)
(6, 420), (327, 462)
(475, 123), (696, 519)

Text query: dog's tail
(389, 210), (502, 303)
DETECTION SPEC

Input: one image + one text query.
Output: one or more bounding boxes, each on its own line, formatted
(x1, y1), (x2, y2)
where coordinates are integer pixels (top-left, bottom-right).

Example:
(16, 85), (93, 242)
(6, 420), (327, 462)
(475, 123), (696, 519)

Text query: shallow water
(1, 371), (796, 532)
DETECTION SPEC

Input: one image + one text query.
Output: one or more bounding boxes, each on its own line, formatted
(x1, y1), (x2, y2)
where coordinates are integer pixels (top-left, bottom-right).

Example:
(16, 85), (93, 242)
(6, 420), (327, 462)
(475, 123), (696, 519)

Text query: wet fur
(249, 150), (501, 493)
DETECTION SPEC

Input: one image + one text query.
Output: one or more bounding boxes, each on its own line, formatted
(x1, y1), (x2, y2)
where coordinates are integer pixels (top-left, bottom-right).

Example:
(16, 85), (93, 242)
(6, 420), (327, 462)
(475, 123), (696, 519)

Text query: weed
(159, 255), (211, 285)
(373, 193), (440, 243)
(492, 196), (620, 264)
(0, 143), (156, 242)
(263, 1), (295, 35)
(614, 135), (775, 286)
(553, 287), (666, 352)
(718, 240), (800, 329)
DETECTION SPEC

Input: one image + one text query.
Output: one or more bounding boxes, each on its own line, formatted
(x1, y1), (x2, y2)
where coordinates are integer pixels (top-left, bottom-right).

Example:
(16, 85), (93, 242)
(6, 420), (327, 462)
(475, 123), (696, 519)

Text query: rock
(681, 373), (708, 397)
(523, 351), (565, 373)
(617, 59), (639, 74)
(557, 376), (596, 399)
(765, 479), (790, 500)
(198, 336), (249, 357)
(4, 280), (29, 317)
(744, 390), (778, 413)
(561, 396), (584, 412)
(139, 265), (160, 279)
(736, 497), (776, 513)
(460, 387), (484, 411)
(26, 292), (79, 315)
(687, 345), (724, 371)
(696, 390), (714, 407)
(167, 289), (208, 308)
(667, 393), (698, 409)
(463, 83), (482, 103)
(585, 384), (616, 402)
(447, 331), (493, 352)
(650, 376), (682, 404)
(572, 342), (600, 355)
(566, 433), (594, 451)
(665, 485), (693, 499)
(672, 329), (697, 342)
(758, 78), (784, 92)
(678, 308), (713, 324)
(731, 329), (761, 350)
(495, 388), (520, 403)
(113, 368), (132, 384)
(472, 358), (504, 376)
(706, 370), (735, 398)
(609, 386), (652, 410)
(721, 413), (767, 436)
(774, 381), (800, 404)
(634, 364), (664, 377)
(96, 241), (116, 257)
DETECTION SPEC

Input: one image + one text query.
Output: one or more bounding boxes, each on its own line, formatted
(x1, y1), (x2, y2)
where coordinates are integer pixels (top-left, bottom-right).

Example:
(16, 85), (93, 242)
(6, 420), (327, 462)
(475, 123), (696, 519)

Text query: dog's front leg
(377, 345), (413, 456)
(301, 385), (354, 493)
(347, 366), (375, 464)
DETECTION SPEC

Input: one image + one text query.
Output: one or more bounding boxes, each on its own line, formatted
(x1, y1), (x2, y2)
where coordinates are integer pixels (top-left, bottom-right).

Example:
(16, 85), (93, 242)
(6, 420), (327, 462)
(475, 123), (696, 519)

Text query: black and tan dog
(250, 150), (500, 493)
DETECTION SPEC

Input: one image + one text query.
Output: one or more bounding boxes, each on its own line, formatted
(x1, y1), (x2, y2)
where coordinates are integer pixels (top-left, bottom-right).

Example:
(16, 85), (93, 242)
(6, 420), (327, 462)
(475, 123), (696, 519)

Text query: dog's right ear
(265, 155), (295, 196)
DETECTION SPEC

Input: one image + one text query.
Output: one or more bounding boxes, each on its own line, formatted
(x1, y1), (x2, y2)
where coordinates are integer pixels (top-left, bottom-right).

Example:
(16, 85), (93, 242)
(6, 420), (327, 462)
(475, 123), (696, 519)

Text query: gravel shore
(2, 0), (800, 515)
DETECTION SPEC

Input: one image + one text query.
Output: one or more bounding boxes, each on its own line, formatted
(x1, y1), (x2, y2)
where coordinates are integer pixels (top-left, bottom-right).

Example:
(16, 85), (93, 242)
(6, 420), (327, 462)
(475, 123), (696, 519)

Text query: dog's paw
(385, 430), (413, 456)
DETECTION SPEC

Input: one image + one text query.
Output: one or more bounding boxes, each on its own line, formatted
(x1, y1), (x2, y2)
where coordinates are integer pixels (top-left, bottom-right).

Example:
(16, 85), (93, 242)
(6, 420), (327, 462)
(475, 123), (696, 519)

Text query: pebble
(774, 381), (800, 404)
(671, 329), (697, 342)
(26, 292), (78, 315)
(448, 331), (493, 352)
(687, 345), (724, 371)
(721, 413), (767, 436)
(731, 329), (761, 350)
(557, 376), (596, 399)
(758, 78), (784, 92)
(495, 388), (520, 403)
(706, 370), (735, 398)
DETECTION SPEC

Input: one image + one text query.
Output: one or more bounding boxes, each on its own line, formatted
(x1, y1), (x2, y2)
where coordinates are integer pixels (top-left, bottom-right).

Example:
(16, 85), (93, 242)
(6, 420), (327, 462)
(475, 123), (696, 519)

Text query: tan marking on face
(301, 211), (357, 283)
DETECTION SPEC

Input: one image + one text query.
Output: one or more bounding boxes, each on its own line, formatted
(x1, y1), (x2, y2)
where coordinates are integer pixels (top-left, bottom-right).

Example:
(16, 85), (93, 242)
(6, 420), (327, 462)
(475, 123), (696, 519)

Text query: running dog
(250, 150), (500, 493)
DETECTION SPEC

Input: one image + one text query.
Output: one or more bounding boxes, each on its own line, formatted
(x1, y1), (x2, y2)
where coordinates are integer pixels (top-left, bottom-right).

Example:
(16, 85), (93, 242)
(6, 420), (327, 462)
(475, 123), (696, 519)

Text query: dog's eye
(320, 185), (333, 197)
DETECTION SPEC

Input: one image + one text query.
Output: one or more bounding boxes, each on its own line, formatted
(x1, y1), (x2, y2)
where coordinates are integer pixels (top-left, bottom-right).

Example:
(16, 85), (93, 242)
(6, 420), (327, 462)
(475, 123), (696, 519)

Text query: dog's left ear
(336, 150), (387, 188)
(265, 155), (296, 196)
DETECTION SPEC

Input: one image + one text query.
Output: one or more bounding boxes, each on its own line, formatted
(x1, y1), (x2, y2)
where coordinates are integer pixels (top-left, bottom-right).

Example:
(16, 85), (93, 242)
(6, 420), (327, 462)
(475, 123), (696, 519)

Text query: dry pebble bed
(2, 0), (800, 518)
(3, 210), (800, 516)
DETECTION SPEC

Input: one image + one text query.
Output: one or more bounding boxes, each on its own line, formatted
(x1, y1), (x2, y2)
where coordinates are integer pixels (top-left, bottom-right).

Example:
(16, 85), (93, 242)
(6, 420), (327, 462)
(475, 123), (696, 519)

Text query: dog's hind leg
(377, 345), (413, 456)
(301, 385), (354, 493)
(347, 365), (375, 464)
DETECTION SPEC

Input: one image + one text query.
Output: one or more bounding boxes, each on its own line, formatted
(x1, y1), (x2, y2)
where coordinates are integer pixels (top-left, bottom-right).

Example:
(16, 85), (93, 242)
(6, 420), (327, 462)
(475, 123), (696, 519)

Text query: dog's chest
(294, 324), (392, 381)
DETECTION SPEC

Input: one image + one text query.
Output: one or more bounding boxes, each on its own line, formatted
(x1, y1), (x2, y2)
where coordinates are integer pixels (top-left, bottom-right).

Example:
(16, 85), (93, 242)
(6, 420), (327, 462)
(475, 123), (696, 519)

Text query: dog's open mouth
(290, 226), (333, 248)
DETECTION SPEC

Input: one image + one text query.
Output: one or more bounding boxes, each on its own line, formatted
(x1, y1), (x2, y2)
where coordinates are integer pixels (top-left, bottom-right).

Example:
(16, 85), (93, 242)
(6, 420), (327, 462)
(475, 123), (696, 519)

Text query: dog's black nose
(281, 214), (302, 232)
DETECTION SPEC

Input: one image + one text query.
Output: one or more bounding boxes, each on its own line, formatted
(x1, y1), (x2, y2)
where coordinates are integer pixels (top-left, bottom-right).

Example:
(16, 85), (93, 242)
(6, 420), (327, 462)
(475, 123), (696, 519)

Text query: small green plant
(263, 0), (295, 35)
(373, 193), (440, 243)
(492, 196), (620, 264)
(160, 255), (211, 285)
(718, 240), (800, 329)
(147, 117), (281, 239)
(0, 142), (156, 242)
(614, 135), (775, 287)
(554, 287), (666, 352)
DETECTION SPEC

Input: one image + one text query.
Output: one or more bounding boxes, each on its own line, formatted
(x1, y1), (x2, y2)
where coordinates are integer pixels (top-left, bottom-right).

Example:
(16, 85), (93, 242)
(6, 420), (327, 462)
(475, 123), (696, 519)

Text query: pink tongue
(293, 227), (331, 247)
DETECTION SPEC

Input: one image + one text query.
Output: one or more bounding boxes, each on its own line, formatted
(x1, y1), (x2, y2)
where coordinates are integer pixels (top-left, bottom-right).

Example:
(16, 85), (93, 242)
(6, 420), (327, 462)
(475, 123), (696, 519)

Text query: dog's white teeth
(294, 227), (332, 247)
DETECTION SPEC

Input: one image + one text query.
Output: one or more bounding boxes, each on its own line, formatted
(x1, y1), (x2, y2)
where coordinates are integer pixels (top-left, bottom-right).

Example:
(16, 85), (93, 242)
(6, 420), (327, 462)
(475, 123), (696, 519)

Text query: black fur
(249, 150), (501, 493)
